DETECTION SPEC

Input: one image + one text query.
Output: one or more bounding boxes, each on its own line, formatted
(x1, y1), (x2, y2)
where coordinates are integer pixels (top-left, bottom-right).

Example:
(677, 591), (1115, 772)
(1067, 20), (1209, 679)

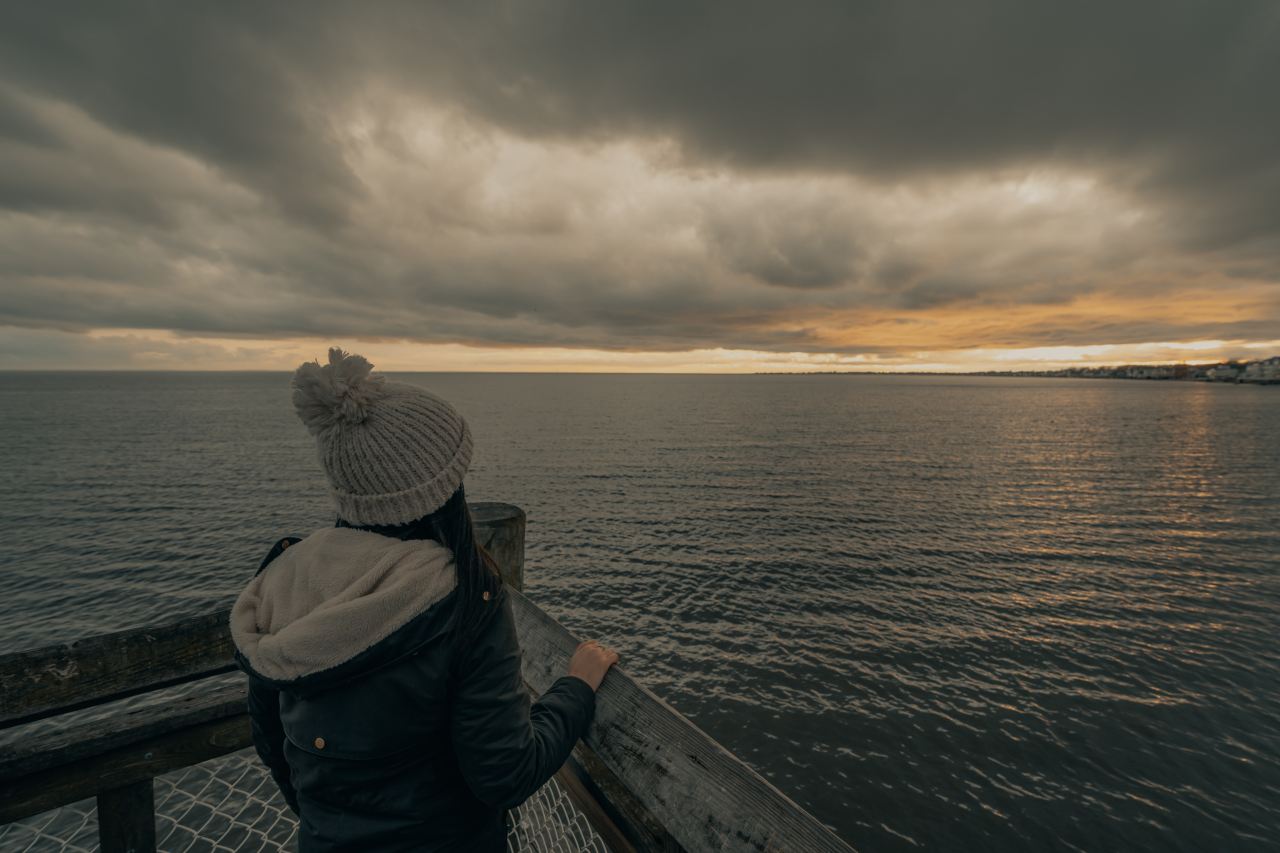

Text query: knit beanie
(290, 347), (473, 526)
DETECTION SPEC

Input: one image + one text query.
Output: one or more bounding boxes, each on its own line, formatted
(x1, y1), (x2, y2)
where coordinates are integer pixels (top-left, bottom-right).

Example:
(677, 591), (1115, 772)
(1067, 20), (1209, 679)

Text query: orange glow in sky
(48, 328), (1278, 373)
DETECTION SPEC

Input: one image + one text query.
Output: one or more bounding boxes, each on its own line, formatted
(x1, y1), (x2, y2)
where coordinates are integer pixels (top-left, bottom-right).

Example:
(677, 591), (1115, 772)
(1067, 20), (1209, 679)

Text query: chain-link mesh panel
(0, 748), (610, 852)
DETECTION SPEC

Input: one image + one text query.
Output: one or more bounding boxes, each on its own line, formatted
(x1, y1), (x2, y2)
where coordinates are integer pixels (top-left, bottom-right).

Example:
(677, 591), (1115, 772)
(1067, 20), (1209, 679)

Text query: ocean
(1, 371), (1277, 851)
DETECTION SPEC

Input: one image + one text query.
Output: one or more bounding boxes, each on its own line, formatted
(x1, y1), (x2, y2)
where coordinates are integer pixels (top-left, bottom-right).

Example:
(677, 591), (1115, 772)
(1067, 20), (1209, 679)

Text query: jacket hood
(230, 527), (458, 693)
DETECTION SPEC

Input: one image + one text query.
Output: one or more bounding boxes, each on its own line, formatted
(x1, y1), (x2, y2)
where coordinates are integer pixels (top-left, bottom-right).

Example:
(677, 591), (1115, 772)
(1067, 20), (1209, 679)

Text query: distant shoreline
(753, 372), (1279, 383)
(755, 355), (1280, 384)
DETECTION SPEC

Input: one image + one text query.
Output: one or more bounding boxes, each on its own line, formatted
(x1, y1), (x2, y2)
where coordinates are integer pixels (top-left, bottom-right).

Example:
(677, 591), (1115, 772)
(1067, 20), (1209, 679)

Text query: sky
(1, 2), (1278, 372)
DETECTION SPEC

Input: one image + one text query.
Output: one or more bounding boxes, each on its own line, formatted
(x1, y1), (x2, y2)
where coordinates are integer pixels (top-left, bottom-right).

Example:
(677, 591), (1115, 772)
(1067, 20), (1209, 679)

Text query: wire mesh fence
(0, 748), (610, 852)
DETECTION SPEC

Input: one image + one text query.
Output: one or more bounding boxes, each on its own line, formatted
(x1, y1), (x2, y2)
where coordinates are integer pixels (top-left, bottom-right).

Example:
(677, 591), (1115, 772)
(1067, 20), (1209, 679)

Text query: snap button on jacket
(229, 528), (596, 852)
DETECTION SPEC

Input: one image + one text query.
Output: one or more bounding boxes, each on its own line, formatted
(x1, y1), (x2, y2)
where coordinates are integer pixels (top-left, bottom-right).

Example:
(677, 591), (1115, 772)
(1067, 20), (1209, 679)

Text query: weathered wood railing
(0, 503), (852, 853)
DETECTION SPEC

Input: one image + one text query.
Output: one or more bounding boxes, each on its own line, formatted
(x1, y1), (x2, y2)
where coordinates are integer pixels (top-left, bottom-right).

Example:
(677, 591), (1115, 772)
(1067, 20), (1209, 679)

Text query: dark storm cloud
(0, 1), (1278, 360)
(5, 1), (1277, 214)
(402, 4), (1276, 166)
(353, 1), (1280, 251)
(899, 278), (987, 310)
(699, 193), (865, 289)
(0, 4), (359, 225)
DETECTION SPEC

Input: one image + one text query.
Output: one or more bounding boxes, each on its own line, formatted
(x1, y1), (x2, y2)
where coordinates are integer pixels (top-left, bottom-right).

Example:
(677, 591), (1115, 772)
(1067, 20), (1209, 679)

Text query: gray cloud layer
(2, 2), (1278, 359)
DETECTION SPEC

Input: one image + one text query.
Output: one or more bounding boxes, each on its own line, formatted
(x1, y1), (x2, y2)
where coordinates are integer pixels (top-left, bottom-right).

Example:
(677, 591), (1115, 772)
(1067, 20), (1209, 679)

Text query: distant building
(1243, 357), (1280, 383)
(1208, 364), (1241, 381)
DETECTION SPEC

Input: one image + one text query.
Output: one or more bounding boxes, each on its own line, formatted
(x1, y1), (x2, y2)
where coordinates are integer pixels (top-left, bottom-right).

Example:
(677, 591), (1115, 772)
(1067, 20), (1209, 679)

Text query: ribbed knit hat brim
(327, 414), (473, 526)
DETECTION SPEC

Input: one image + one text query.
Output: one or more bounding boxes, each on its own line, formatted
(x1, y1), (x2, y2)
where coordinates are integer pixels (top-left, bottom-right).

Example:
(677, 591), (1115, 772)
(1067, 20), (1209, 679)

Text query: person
(229, 347), (619, 852)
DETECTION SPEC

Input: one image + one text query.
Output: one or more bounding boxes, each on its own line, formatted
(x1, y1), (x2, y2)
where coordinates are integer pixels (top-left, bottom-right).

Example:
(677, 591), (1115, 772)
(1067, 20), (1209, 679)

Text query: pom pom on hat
(288, 346), (473, 525)
(291, 347), (387, 435)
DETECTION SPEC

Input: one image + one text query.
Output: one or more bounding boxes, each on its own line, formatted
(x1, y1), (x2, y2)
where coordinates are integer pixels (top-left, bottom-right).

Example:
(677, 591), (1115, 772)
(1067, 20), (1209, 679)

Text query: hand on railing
(566, 640), (619, 692)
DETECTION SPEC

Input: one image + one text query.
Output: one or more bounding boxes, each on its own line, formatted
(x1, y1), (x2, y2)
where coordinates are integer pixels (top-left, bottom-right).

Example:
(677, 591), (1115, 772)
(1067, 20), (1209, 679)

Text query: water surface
(2, 372), (1277, 850)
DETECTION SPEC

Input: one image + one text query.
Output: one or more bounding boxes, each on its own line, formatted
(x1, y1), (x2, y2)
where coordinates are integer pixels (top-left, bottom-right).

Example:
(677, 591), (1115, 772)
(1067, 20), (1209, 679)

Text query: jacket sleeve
(245, 675), (301, 815)
(449, 587), (597, 809)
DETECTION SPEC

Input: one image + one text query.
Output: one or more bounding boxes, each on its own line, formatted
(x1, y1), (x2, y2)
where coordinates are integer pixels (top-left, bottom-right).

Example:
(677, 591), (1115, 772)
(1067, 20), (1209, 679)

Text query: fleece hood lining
(230, 527), (457, 683)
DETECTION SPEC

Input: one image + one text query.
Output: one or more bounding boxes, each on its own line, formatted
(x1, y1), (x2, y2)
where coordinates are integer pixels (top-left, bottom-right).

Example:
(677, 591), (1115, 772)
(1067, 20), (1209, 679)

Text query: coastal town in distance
(765, 355), (1280, 383)
(971, 355), (1280, 383)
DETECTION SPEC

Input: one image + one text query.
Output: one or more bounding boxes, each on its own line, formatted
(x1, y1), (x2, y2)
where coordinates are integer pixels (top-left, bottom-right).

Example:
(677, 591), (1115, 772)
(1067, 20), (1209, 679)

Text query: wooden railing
(0, 503), (852, 853)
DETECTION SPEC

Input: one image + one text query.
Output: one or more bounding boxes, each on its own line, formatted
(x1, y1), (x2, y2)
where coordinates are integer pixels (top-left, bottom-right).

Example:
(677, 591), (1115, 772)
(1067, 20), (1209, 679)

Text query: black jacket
(230, 530), (596, 852)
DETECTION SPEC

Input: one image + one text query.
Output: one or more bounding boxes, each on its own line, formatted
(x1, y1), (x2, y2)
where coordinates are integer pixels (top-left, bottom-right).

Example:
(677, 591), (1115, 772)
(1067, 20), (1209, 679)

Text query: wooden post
(97, 778), (156, 853)
(470, 501), (526, 591)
